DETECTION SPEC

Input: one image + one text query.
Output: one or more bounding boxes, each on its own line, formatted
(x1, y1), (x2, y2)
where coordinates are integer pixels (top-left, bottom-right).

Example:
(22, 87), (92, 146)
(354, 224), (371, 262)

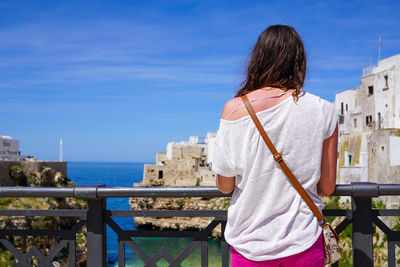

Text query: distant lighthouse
(59, 139), (63, 162)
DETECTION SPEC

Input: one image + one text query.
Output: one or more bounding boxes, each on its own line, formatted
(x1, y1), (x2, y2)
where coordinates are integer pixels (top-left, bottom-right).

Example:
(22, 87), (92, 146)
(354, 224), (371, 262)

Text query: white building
(165, 132), (216, 164)
(0, 136), (21, 160)
(335, 89), (357, 135)
(334, 54), (400, 185)
(336, 54), (400, 134)
(141, 132), (217, 186)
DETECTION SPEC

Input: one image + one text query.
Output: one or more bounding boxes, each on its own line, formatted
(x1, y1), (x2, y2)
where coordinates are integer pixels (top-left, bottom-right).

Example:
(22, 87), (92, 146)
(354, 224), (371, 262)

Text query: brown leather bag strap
(242, 95), (325, 225)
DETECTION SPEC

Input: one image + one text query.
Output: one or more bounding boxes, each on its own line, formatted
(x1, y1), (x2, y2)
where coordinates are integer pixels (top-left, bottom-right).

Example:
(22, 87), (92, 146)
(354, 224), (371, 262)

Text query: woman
(212, 25), (338, 266)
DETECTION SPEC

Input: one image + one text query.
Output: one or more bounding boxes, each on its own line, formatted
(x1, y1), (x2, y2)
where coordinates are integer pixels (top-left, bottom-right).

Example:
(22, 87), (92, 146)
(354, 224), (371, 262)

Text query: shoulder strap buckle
(273, 152), (283, 162)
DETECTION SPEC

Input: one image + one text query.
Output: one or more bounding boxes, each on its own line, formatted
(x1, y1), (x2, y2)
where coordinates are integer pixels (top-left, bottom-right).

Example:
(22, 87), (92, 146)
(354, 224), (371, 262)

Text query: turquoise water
(68, 162), (224, 266)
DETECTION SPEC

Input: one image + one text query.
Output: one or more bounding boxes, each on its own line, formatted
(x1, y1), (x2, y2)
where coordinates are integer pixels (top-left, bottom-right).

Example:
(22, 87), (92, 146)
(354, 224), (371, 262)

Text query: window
(158, 170), (163, 179)
(346, 104), (348, 111)
(384, 75), (388, 88)
(368, 86), (374, 95)
(366, 115), (373, 126)
(341, 102), (344, 115)
(354, 119), (358, 128)
(339, 115), (344, 124)
(378, 112), (382, 129)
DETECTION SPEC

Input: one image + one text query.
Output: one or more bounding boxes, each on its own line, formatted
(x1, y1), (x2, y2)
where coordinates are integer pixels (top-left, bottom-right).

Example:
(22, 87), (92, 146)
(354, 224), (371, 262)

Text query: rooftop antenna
(59, 139), (63, 162)
(378, 34), (382, 63)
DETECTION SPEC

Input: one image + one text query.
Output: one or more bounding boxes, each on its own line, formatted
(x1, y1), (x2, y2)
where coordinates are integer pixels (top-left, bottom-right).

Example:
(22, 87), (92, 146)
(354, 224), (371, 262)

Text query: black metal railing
(0, 183), (400, 266)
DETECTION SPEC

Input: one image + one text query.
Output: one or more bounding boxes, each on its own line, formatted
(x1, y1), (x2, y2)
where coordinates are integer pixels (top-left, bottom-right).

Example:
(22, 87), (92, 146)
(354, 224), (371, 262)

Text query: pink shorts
(231, 234), (324, 267)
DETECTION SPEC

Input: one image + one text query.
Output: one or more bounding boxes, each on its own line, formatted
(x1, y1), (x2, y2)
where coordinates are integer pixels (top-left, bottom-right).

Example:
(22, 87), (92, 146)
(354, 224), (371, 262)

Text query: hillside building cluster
(334, 54), (400, 186)
(139, 132), (217, 186)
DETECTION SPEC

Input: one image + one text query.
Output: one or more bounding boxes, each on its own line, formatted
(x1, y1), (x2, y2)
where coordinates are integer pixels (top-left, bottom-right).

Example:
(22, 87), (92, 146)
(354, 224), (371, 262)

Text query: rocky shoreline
(130, 195), (230, 241)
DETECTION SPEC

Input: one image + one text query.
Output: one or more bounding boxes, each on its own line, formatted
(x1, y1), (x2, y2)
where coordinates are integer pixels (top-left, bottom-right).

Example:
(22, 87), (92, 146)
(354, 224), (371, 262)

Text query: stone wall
(339, 167), (362, 183)
(338, 129), (400, 184)
(196, 166), (216, 186)
(156, 152), (167, 165)
(338, 134), (362, 168)
(0, 161), (67, 186)
(140, 142), (214, 187)
(170, 144), (204, 160)
(368, 129), (400, 184)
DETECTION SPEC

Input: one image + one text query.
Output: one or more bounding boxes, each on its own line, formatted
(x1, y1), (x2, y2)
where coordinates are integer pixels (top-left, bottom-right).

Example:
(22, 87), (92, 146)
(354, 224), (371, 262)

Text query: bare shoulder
(221, 97), (244, 120)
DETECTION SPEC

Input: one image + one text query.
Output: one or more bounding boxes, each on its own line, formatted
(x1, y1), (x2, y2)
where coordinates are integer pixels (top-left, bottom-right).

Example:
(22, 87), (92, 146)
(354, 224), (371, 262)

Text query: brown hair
(235, 25), (306, 100)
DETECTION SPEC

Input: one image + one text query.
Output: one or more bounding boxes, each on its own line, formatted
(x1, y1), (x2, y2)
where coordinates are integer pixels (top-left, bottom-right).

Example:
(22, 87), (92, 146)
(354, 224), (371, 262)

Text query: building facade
(0, 136), (21, 160)
(139, 132), (217, 186)
(334, 54), (400, 187)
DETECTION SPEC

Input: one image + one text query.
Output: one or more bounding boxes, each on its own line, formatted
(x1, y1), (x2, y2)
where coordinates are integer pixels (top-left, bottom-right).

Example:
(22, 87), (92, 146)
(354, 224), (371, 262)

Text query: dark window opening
(346, 104), (348, 111)
(354, 119), (358, 128)
(378, 112), (381, 129)
(341, 102), (344, 115)
(384, 75), (388, 88)
(158, 170), (163, 179)
(366, 115), (373, 126)
(368, 86), (374, 95)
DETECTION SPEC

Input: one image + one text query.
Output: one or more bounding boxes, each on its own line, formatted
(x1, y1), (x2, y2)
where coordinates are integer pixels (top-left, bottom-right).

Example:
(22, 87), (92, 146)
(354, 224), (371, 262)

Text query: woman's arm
(215, 98), (238, 194)
(216, 174), (235, 194)
(317, 124), (339, 196)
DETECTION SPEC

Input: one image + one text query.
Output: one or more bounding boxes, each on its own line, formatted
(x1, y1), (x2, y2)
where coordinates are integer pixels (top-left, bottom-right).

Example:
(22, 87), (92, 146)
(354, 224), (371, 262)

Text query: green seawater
(109, 237), (226, 266)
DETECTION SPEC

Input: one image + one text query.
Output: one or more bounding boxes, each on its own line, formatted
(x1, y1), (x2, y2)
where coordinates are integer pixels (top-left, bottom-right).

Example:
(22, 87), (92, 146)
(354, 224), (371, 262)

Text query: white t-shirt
(212, 92), (337, 261)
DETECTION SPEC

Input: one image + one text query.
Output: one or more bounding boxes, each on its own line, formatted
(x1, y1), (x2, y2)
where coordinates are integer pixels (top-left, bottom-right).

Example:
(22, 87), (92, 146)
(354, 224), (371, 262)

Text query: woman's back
(212, 24), (337, 266)
(212, 91), (337, 261)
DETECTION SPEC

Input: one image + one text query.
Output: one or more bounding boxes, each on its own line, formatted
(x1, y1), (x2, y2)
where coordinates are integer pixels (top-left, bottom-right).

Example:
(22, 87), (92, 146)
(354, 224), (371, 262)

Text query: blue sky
(1, 0), (400, 162)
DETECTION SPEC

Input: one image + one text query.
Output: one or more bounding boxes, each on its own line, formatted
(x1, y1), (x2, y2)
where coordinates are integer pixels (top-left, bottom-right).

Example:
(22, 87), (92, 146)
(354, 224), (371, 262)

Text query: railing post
(352, 196), (374, 267)
(86, 197), (107, 267)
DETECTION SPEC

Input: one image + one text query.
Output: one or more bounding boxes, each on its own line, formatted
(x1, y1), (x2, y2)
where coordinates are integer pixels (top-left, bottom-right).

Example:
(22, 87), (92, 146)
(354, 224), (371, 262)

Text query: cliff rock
(0, 164), (86, 266)
(130, 179), (230, 240)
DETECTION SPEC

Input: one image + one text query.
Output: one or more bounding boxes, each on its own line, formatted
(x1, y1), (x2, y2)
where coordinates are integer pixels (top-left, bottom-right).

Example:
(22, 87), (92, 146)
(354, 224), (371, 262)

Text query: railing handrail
(2, 182), (400, 266)
(1, 182), (400, 199)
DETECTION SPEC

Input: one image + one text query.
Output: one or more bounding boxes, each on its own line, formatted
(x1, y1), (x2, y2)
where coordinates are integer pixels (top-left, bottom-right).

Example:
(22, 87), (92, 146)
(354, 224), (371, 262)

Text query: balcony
(1, 183), (400, 266)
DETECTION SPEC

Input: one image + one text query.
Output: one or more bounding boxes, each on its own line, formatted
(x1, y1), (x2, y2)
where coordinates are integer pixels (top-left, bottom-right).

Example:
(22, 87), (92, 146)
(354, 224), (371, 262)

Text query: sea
(68, 162), (224, 267)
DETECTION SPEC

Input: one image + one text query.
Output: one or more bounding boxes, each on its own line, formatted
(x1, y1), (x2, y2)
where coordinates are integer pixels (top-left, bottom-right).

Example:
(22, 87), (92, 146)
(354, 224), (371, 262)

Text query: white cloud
(0, 19), (243, 95)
